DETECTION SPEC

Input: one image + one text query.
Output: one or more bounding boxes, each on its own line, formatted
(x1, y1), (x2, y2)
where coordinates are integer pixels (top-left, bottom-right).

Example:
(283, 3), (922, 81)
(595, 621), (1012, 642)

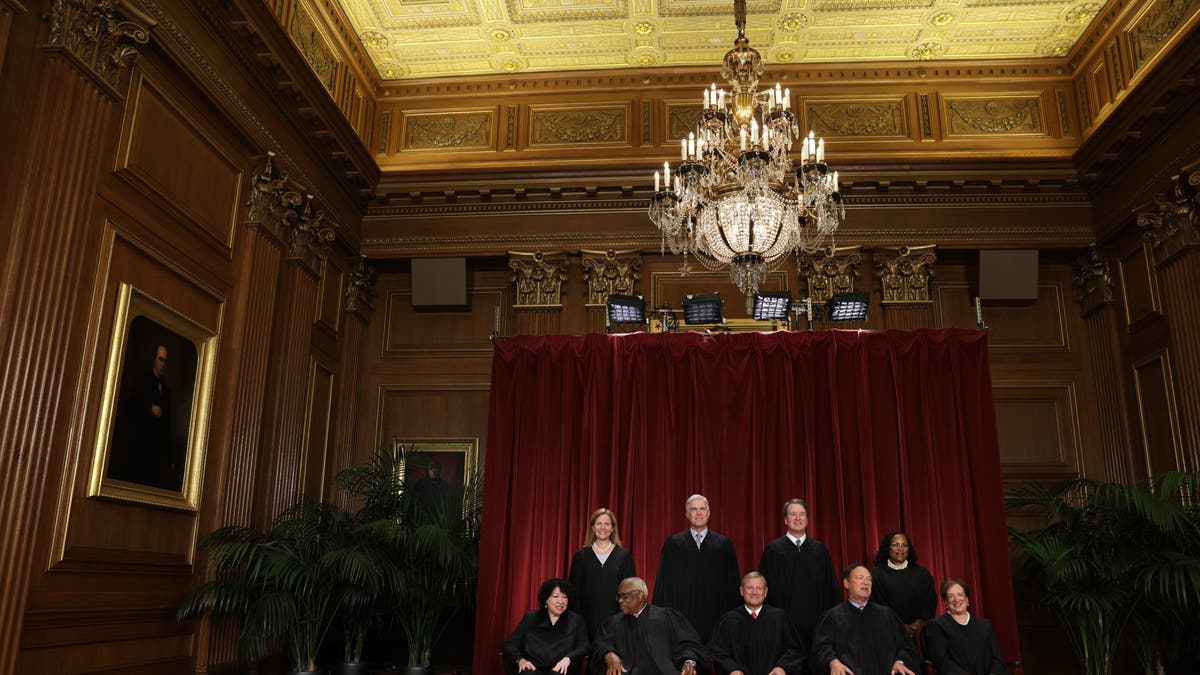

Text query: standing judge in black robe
(869, 531), (937, 637)
(709, 572), (806, 675)
(811, 564), (918, 675)
(593, 577), (707, 675)
(758, 499), (840, 651)
(570, 508), (637, 639)
(924, 578), (1006, 675)
(653, 494), (740, 641)
(504, 578), (590, 675)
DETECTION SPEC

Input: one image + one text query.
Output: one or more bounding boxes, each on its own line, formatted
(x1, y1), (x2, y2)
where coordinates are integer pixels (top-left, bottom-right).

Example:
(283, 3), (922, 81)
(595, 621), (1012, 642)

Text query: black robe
(503, 609), (591, 675)
(709, 604), (806, 675)
(869, 564), (937, 625)
(592, 604), (708, 675)
(653, 529), (740, 641)
(924, 613), (1006, 675)
(810, 601), (918, 675)
(569, 545), (638, 639)
(758, 536), (839, 647)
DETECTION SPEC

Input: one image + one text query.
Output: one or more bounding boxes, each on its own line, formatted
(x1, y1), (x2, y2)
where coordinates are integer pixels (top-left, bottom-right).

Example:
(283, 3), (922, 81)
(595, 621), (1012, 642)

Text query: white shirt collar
(787, 532), (807, 546)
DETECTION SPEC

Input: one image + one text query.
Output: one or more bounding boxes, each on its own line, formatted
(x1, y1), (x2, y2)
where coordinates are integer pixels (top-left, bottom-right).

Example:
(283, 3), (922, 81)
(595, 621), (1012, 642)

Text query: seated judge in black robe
(811, 564), (918, 675)
(570, 508), (637, 639)
(709, 572), (806, 675)
(593, 577), (707, 675)
(504, 578), (590, 675)
(758, 499), (840, 651)
(653, 494), (740, 641)
(869, 531), (937, 636)
(924, 578), (1006, 675)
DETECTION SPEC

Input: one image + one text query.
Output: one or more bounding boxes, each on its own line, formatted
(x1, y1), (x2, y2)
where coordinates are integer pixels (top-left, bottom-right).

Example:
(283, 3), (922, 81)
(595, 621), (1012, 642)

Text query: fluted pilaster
(0, 3), (147, 668)
(1074, 245), (1135, 483)
(1138, 166), (1200, 472)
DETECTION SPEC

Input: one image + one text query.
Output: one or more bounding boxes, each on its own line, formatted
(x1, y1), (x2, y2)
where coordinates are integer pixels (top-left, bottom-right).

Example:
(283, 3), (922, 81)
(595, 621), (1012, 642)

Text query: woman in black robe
(568, 508), (637, 639)
(503, 578), (590, 675)
(924, 578), (1006, 675)
(869, 530), (937, 637)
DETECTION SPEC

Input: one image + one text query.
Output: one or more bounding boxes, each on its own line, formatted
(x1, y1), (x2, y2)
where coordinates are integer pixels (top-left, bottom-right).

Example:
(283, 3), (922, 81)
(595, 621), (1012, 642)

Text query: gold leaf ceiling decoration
(336, 0), (1104, 79)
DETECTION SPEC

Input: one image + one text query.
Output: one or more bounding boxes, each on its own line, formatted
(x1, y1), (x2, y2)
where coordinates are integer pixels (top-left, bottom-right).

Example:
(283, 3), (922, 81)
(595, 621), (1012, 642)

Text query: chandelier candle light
(649, 0), (844, 295)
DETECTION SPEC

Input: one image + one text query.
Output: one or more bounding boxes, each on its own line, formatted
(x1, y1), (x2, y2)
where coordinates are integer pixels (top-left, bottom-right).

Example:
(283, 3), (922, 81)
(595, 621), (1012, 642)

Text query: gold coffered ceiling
(336, 0), (1103, 79)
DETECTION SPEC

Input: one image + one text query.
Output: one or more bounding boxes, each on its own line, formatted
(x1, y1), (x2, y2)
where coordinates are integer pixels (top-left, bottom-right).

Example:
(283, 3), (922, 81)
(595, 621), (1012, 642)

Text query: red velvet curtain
(473, 329), (1019, 672)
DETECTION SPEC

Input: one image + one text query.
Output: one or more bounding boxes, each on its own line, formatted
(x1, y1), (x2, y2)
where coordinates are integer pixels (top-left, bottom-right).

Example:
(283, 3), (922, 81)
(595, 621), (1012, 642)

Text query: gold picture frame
(395, 437), (479, 495)
(88, 283), (218, 510)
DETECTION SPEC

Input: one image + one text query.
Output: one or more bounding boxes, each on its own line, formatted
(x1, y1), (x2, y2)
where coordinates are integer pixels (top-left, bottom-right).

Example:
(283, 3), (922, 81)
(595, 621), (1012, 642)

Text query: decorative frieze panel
(402, 110), (496, 151)
(875, 244), (936, 303)
(528, 105), (628, 146)
(287, 4), (337, 91)
(509, 251), (569, 307)
(345, 257), (378, 322)
(246, 153), (336, 270)
(45, 0), (150, 96)
(944, 96), (1044, 135)
(1137, 165), (1199, 265)
(797, 246), (863, 303)
(1128, 0), (1200, 74)
(581, 249), (641, 306)
(665, 102), (702, 141)
(1073, 244), (1116, 316)
(807, 100), (908, 138)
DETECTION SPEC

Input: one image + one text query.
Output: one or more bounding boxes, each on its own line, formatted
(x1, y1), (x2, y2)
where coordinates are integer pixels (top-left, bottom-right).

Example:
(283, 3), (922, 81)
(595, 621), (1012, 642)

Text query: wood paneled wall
(0, 1), (373, 673)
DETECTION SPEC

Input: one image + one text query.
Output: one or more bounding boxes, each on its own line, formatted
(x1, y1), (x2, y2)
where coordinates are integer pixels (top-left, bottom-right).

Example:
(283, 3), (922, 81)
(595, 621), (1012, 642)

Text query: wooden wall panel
(1117, 241), (1162, 327)
(316, 256), (344, 334)
(935, 283), (1069, 351)
(116, 70), (242, 253)
(302, 361), (336, 499)
(992, 382), (1083, 479)
(383, 286), (506, 357)
(1132, 350), (1185, 477)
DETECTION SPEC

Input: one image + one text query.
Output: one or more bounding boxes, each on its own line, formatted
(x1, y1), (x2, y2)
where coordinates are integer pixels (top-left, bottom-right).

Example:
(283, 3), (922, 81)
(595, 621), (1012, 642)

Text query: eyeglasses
(616, 591), (642, 601)
(890, 542), (910, 547)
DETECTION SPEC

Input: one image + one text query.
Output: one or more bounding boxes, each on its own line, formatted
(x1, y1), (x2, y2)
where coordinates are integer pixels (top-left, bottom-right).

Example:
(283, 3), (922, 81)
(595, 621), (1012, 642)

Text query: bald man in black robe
(709, 572), (806, 675)
(811, 564), (918, 675)
(653, 494), (741, 641)
(593, 577), (707, 675)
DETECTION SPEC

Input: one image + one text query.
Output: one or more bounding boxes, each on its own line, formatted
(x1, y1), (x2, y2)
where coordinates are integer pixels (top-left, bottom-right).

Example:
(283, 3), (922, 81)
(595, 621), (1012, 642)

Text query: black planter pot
(333, 663), (372, 675)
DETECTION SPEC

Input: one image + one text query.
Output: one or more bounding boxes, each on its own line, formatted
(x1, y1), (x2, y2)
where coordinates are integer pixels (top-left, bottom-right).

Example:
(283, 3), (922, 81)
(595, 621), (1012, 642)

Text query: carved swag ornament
(1072, 244), (1115, 316)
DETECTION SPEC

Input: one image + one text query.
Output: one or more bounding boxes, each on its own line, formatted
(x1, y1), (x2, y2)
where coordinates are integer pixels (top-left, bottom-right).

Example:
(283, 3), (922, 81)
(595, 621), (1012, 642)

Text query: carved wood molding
(797, 246), (864, 303)
(580, 249), (641, 306)
(874, 244), (937, 303)
(508, 251), (569, 307)
(1073, 243), (1116, 315)
(44, 0), (152, 98)
(1136, 163), (1200, 266)
(344, 256), (377, 321)
(246, 153), (336, 272)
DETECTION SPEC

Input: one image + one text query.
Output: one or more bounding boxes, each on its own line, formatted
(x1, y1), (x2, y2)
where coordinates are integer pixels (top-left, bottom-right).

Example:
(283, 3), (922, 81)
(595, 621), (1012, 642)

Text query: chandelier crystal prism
(648, 0), (845, 295)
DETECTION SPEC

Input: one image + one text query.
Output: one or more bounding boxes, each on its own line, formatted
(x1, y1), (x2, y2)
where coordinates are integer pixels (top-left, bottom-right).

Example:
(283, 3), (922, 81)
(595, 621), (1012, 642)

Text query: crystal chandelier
(648, 0), (844, 295)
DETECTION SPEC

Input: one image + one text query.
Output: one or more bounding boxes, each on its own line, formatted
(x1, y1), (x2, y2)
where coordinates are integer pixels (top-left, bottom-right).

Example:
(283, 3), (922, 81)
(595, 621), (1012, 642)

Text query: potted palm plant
(177, 497), (351, 674)
(1008, 471), (1200, 675)
(337, 443), (483, 673)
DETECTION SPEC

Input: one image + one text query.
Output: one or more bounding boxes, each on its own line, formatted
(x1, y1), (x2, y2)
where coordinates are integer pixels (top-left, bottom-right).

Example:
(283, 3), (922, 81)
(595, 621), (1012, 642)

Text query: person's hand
(680, 660), (697, 675)
(517, 659), (536, 672)
(828, 659), (854, 675)
(605, 652), (628, 675)
(552, 657), (571, 674)
(890, 661), (916, 675)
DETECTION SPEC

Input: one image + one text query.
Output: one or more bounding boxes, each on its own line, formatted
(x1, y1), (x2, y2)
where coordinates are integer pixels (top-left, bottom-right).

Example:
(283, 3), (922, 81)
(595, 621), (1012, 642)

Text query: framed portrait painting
(88, 283), (218, 510)
(397, 437), (479, 514)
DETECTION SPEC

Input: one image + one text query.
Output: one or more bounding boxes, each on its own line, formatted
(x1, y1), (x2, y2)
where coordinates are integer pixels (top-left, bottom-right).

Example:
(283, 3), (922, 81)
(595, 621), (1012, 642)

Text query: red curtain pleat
(473, 329), (1019, 671)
